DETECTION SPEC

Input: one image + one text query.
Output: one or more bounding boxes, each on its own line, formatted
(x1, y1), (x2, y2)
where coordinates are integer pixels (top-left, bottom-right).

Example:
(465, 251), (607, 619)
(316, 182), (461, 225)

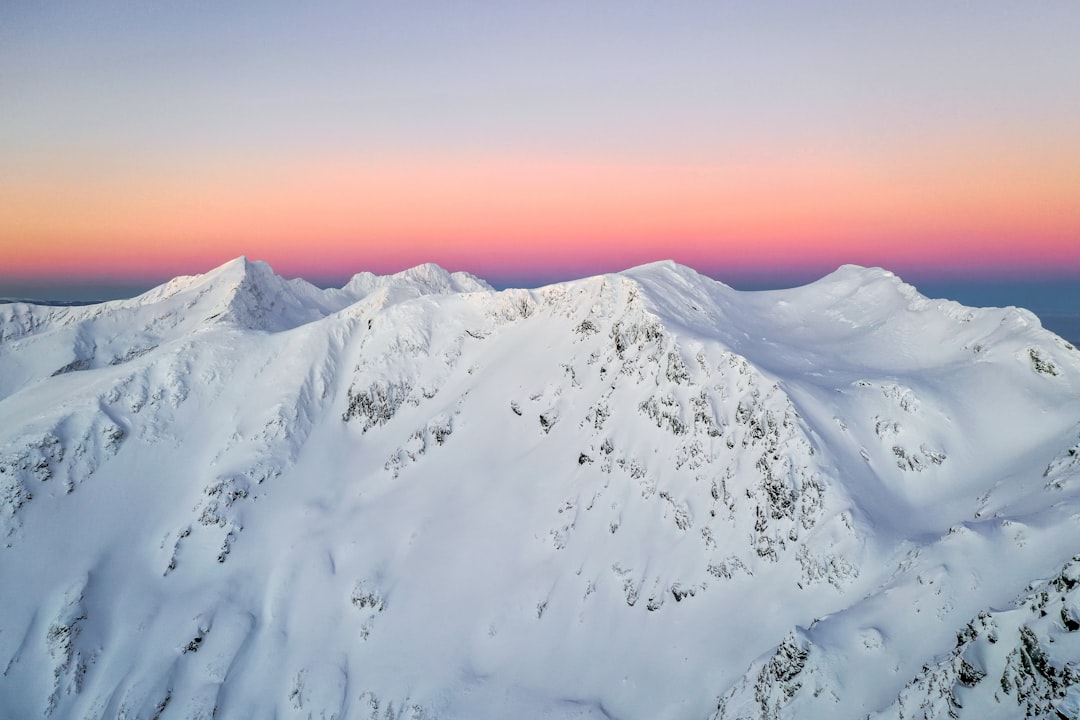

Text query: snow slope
(1, 259), (1078, 719)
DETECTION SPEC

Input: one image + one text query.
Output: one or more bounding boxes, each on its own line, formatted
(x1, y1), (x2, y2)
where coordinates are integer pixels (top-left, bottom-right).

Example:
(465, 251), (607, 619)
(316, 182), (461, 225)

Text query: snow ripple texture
(1, 258), (1079, 719)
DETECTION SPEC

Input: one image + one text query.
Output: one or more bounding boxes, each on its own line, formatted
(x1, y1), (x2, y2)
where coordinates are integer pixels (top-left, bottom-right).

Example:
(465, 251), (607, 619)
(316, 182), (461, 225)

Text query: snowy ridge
(1, 258), (1079, 719)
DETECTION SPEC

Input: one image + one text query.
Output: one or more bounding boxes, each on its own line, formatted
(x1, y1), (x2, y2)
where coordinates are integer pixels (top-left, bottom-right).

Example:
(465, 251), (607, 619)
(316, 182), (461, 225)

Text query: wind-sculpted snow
(1, 259), (1079, 719)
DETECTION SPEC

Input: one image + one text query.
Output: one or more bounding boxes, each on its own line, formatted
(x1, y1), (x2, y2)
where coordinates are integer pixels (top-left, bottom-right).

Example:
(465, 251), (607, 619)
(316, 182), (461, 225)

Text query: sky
(2, 1), (1080, 299)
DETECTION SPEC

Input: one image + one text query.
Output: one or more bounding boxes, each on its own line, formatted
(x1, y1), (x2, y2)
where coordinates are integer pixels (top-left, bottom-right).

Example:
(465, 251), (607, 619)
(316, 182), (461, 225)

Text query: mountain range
(1, 257), (1079, 719)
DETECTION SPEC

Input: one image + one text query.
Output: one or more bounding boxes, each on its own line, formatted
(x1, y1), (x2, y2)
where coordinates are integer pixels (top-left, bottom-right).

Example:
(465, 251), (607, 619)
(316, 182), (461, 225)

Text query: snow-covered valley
(1, 258), (1079, 719)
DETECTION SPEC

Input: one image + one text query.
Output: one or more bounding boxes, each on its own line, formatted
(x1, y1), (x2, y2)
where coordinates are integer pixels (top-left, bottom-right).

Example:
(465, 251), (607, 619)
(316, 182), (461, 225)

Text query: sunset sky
(2, 1), (1080, 297)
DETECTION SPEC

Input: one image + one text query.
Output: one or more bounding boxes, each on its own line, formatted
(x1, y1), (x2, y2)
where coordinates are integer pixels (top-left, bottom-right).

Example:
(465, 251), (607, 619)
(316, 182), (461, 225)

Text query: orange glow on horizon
(3, 138), (1079, 282)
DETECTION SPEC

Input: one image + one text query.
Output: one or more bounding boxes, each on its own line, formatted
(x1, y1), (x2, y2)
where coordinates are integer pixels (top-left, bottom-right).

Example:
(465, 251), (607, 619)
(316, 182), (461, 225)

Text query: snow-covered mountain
(1, 258), (1078, 720)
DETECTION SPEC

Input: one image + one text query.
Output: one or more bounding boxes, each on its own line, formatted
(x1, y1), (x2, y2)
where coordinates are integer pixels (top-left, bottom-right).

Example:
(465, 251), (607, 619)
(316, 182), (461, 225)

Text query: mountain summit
(1, 260), (1078, 719)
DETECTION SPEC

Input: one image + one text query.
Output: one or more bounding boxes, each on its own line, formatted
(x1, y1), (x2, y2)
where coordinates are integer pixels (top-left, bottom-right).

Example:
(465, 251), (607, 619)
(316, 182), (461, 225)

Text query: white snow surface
(1, 258), (1079, 719)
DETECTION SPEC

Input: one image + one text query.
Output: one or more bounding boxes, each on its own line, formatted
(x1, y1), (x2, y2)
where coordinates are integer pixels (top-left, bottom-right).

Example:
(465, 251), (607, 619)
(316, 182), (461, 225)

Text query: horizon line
(4, 256), (1080, 306)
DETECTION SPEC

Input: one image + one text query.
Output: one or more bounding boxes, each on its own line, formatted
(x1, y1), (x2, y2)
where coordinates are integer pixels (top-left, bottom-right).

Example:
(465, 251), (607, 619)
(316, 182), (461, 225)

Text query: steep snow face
(0, 259), (488, 402)
(1, 258), (1079, 719)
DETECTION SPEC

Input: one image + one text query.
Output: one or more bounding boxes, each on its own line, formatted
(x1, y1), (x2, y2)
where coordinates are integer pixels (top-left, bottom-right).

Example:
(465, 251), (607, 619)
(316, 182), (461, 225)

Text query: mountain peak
(342, 262), (492, 303)
(213, 254), (253, 272)
(131, 256), (266, 303)
(202, 255), (282, 288)
(621, 259), (714, 285)
(622, 258), (682, 274)
(392, 262), (493, 293)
